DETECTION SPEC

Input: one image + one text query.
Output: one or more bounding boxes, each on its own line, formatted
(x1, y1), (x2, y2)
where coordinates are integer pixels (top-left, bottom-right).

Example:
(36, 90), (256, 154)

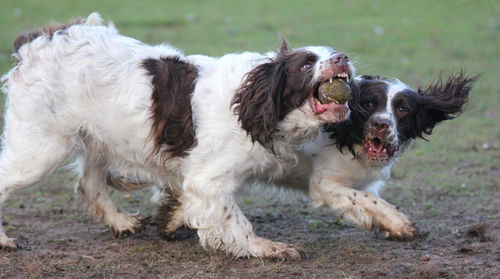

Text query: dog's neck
(273, 107), (323, 146)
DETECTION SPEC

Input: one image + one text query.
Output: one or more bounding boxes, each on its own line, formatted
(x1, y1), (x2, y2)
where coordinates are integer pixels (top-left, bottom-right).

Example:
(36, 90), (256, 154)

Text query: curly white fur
(0, 12), (355, 259)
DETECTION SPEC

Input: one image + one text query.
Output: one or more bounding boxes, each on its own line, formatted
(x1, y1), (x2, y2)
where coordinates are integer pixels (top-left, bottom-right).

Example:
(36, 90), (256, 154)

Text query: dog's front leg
(309, 177), (417, 240)
(181, 174), (304, 260)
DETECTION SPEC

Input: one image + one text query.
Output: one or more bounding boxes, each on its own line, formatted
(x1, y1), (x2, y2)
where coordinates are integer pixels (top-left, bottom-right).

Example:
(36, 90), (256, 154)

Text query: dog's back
(0, 13), (192, 249)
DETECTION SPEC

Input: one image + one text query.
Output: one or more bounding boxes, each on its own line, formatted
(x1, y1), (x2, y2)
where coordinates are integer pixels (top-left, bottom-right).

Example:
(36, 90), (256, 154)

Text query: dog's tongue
(369, 139), (384, 153)
(365, 139), (387, 157)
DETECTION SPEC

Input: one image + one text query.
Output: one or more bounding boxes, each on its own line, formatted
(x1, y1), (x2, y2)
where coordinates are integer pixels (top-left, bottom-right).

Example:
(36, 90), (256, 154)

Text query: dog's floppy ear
(232, 41), (291, 149)
(415, 71), (477, 138)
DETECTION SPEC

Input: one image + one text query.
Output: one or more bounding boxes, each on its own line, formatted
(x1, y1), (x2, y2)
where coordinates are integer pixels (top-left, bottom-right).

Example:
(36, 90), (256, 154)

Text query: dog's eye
(363, 101), (375, 109)
(300, 63), (312, 71)
(397, 106), (408, 116)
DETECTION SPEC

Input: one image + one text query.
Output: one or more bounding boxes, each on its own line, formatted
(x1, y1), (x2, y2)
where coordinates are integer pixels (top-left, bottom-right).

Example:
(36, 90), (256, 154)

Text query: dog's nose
(321, 53), (351, 79)
(332, 52), (349, 65)
(328, 53), (350, 75)
(371, 117), (390, 134)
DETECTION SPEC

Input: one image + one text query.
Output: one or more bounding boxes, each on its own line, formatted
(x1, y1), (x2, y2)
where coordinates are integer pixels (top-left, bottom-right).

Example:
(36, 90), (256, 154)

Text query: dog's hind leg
(155, 188), (194, 240)
(0, 122), (73, 249)
(105, 172), (192, 240)
(74, 151), (146, 236)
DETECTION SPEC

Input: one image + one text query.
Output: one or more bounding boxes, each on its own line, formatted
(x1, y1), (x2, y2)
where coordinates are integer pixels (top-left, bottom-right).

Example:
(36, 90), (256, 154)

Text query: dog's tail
(84, 12), (117, 30)
(85, 12), (103, 26)
(12, 12), (112, 54)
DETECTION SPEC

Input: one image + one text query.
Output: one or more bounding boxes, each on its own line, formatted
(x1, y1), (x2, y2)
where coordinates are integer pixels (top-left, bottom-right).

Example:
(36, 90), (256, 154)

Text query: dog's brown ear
(231, 35), (298, 149)
(415, 71), (477, 137)
(232, 57), (288, 150)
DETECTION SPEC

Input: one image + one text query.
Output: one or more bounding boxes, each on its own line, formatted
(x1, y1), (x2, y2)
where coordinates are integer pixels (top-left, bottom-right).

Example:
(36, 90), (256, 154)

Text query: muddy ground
(0, 163), (498, 279)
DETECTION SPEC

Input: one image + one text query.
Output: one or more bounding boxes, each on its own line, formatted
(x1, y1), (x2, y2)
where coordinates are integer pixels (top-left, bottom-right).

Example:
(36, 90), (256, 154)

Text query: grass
(0, 0), (499, 278)
(1, 0), (496, 205)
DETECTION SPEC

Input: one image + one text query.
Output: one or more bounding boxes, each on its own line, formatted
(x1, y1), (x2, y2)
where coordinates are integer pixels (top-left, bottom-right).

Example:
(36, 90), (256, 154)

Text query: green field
(0, 1), (499, 278)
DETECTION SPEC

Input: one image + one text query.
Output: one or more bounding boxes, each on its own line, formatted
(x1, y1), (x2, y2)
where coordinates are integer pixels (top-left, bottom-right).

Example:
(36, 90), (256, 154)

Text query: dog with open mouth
(0, 13), (355, 260)
(301, 72), (476, 238)
(149, 72), (475, 245)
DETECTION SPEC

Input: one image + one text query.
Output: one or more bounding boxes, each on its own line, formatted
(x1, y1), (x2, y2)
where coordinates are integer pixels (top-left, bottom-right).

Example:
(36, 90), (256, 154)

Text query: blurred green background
(0, 0), (498, 205)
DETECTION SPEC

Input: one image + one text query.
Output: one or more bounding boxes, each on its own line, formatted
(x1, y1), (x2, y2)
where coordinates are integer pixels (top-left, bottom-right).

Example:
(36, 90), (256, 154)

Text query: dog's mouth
(309, 72), (351, 118)
(364, 137), (398, 165)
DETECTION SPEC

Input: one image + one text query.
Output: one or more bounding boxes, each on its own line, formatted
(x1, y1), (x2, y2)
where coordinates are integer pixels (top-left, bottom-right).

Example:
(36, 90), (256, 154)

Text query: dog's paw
(375, 209), (418, 241)
(263, 242), (306, 261)
(383, 218), (419, 241)
(0, 235), (17, 250)
(111, 215), (149, 238)
(250, 237), (306, 261)
(159, 226), (196, 241)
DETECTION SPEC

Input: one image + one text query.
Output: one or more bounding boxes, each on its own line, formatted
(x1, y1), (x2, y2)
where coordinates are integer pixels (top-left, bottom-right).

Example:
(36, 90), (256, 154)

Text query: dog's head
(326, 72), (477, 167)
(232, 38), (355, 149)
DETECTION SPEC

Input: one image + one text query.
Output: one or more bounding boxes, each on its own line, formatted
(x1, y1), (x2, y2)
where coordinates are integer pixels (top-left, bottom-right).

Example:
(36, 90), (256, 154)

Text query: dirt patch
(0, 169), (499, 278)
(464, 223), (495, 242)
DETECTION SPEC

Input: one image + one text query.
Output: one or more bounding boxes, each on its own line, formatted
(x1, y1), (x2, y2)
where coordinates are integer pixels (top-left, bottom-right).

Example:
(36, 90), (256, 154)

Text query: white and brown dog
(150, 73), (475, 252)
(0, 13), (354, 259)
(293, 73), (475, 238)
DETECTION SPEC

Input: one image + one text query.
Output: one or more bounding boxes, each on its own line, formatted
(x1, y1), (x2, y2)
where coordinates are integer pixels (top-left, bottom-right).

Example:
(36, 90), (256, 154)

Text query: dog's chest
(245, 138), (302, 183)
(347, 162), (392, 193)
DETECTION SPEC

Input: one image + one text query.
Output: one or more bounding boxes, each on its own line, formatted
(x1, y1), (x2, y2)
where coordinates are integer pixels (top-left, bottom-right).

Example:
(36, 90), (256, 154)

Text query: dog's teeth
(383, 148), (387, 153)
(329, 78), (333, 83)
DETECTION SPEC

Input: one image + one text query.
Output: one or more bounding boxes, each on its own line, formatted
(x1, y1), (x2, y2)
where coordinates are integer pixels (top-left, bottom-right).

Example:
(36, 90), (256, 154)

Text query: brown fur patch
(155, 190), (189, 240)
(13, 18), (83, 53)
(231, 39), (318, 149)
(142, 56), (198, 161)
(106, 171), (152, 191)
